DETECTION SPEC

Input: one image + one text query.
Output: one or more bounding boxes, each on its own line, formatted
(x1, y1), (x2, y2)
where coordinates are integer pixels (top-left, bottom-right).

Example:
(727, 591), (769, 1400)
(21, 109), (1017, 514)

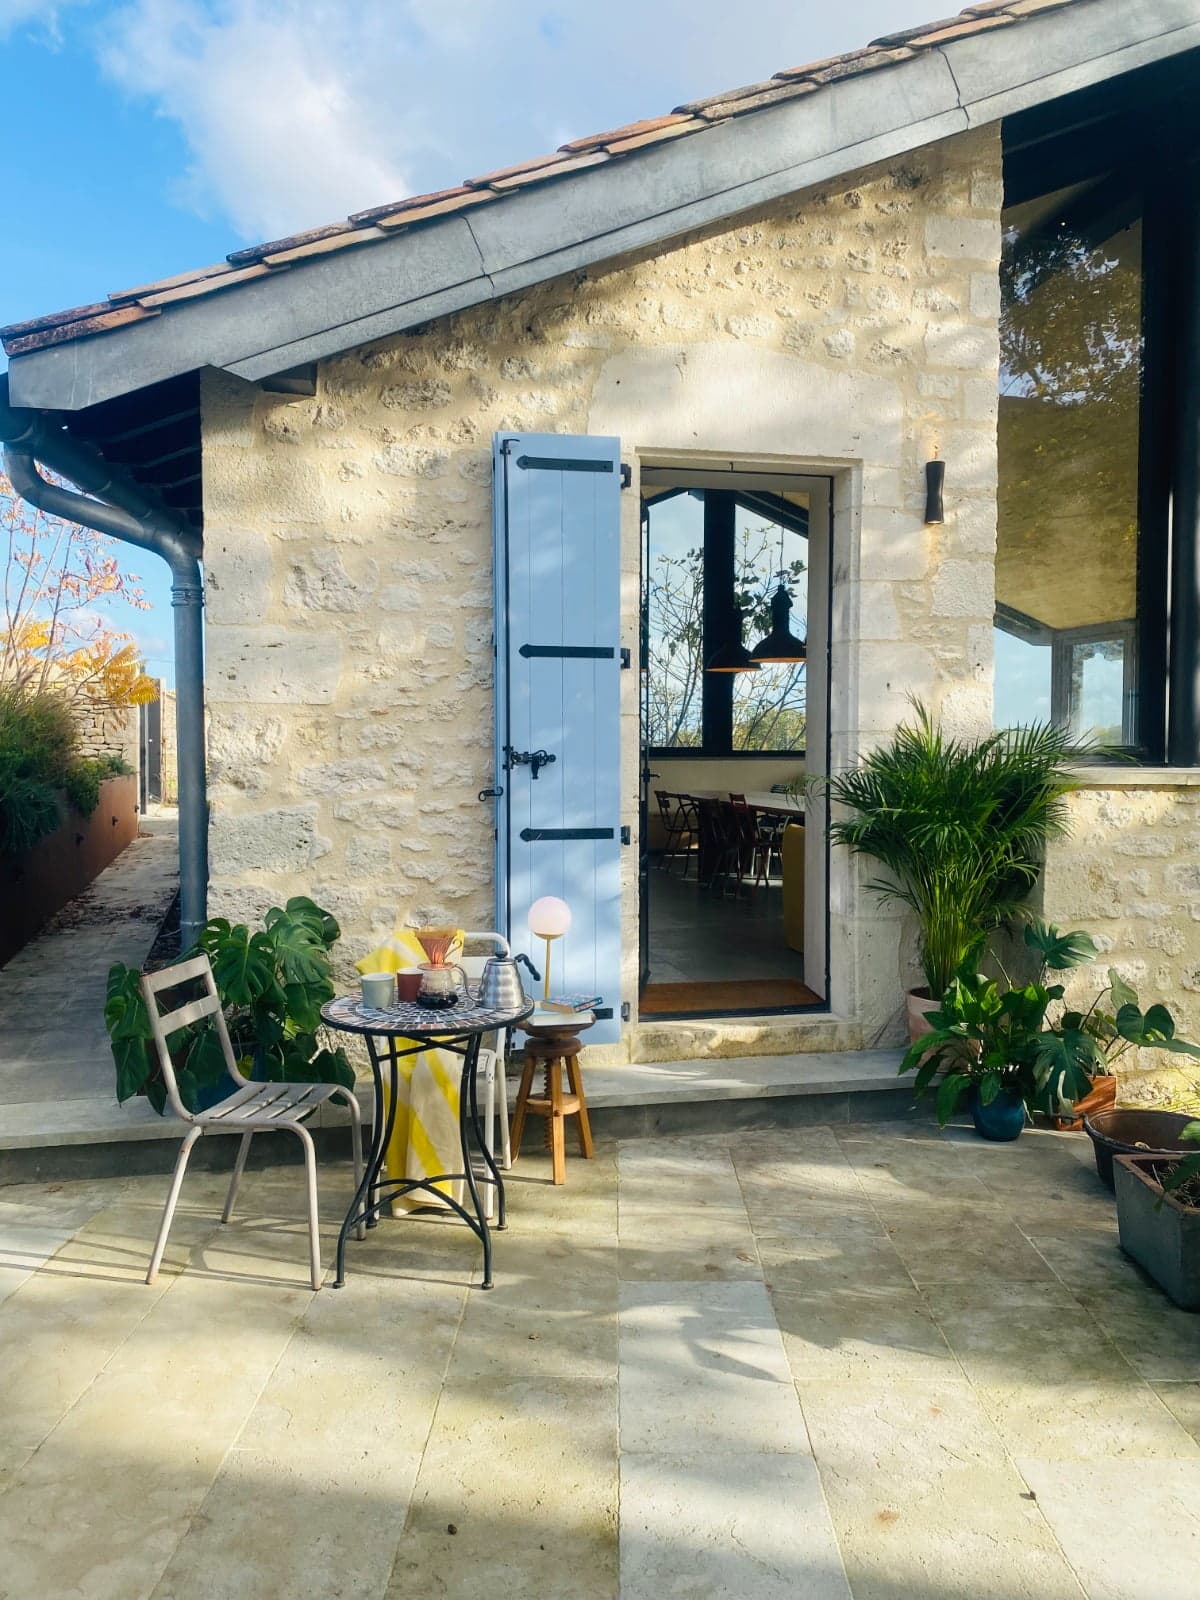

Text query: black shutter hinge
(620, 1001), (631, 1022)
(620, 647), (631, 669)
(620, 825), (631, 845)
(620, 462), (632, 489)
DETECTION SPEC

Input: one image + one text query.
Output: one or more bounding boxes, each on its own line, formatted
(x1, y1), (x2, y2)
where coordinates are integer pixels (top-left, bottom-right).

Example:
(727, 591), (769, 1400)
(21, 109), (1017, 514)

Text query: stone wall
(75, 696), (139, 779)
(159, 688), (178, 804)
(201, 125), (1003, 1037)
(1041, 778), (1200, 1060)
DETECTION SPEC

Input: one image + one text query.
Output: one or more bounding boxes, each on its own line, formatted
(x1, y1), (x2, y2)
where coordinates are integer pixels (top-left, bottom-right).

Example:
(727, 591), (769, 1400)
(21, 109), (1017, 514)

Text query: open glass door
(637, 465), (831, 1019)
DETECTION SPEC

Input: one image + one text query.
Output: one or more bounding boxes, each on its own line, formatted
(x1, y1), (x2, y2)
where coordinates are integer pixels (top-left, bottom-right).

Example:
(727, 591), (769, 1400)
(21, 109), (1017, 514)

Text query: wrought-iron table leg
(334, 1036), (394, 1287)
(458, 1035), (496, 1288)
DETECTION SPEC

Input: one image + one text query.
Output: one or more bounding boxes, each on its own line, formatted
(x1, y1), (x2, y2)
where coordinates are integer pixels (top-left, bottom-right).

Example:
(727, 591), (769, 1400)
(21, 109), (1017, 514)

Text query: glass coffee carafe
(413, 927), (466, 1009)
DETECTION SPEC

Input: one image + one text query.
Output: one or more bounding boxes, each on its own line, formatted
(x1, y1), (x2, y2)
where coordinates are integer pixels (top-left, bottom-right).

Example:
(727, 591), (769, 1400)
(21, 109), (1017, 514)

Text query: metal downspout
(0, 376), (208, 945)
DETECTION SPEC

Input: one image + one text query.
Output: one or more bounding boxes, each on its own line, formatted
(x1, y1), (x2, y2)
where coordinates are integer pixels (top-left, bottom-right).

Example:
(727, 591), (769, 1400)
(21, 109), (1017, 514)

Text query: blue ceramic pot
(969, 1085), (1026, 1142)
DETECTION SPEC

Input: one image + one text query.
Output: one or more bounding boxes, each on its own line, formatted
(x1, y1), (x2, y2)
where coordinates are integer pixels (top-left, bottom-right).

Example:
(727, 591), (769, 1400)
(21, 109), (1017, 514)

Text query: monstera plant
(902, 921), (1200, 1140)
(105, 896), (355, 1114)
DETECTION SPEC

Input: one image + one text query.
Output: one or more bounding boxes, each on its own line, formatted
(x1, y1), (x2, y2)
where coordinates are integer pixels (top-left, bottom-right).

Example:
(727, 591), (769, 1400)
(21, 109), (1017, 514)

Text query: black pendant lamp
(751, 525), (807, 664)
(705, 603), (760, 673)
(751, 583), (807, 664)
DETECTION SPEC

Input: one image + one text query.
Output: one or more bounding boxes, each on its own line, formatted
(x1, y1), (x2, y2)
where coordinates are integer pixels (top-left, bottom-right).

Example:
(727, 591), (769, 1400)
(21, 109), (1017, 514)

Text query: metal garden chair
(141, 952), (365, 1292)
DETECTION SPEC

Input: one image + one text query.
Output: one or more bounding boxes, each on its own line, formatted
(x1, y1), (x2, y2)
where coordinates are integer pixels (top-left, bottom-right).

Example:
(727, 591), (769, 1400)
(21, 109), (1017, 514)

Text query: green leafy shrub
(0, 683), (76, 853)
(0, 684), (136, 851)
(63, 754), (132, 816)
(105, 896), (355, 1114)
(904, 922), (1200, 1125)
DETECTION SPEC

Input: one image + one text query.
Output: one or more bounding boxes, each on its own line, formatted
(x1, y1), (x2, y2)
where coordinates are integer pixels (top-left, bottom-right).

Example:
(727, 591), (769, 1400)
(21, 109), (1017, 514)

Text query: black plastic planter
(1083, 1108), (1196, 1190)
(1114, 1154), (1200, 1311)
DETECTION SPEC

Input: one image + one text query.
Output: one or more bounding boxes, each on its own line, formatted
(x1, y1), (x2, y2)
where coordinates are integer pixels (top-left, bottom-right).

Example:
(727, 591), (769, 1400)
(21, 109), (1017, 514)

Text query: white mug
(360, 972), (395, 1009)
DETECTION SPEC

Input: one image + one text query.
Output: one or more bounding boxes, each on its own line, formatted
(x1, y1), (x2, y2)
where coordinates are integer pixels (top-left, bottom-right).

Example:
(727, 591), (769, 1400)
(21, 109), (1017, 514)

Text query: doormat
(638, 978), (822, 1018)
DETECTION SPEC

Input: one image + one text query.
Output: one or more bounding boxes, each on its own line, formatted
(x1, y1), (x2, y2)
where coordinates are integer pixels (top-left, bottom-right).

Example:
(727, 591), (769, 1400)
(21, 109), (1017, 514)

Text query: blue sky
(2, 0), (925, 684)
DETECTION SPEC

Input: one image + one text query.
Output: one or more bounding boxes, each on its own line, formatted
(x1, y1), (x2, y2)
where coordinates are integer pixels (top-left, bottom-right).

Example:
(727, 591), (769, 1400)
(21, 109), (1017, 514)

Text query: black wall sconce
(924, 459), (945, 524)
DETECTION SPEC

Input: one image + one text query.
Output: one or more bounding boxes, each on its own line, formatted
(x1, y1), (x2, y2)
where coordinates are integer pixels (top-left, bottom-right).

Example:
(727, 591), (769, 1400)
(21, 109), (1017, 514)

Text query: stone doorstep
(0, 1048), (915, 1182)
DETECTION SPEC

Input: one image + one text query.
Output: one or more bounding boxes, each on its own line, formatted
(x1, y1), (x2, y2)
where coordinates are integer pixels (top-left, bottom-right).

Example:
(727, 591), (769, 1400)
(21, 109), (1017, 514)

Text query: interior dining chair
(140, 952), (365, 1292)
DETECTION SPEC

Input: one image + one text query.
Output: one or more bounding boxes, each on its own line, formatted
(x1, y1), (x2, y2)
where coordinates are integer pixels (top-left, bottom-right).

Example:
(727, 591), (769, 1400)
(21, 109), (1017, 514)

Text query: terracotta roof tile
(4, 302), (156, 356)
(261, 227), (387, 266)
(689, 81), (819, 122)
(137, 262), (274, 309)
(908, 14), (1017, 43)
(464, 151), (573, 188)
(227, 223), (355, 267)
(804, 46), (916, 84)
(602, 118), (709, 155)
(1000, 0), (1077, 14)
(348, 186), (476, 226)
(773, 45), (888, 80)
(486, 150), (610, 191)
(872, 14), (973, 43)
(559, 115), (693, 153)
(107, 262), (233, 304)
(371, 189), (496, 230)
(0, 1), (1096, 359)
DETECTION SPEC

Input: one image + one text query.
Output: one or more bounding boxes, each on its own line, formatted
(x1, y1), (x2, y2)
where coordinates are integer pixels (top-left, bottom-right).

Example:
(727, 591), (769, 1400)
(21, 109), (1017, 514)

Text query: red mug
(394, 970), (421, 1002)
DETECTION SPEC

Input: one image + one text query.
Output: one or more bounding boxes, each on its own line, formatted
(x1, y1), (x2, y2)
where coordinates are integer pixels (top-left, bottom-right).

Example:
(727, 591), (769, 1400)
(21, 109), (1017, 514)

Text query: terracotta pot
(906, 989), (940, 1043)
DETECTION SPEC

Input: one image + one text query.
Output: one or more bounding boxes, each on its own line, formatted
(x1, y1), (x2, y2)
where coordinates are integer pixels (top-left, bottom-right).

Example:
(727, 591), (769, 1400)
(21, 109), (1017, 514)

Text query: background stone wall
(74, 696), (139, 779)
(202, 125), (1003, 1037)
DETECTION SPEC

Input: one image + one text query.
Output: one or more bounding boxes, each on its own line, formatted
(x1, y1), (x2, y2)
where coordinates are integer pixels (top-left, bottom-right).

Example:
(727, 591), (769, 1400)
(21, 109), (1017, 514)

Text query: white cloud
(0, 0), (88, 38)
(99, 0), (926, 243)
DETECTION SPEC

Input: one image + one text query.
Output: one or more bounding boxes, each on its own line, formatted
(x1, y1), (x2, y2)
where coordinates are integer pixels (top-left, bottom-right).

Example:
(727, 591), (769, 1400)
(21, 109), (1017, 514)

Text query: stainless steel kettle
(473, 951), (540, 1011)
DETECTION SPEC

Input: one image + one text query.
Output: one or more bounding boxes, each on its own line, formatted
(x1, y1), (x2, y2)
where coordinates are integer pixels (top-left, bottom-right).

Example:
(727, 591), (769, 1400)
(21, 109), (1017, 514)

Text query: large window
(644, 485), (808, 754)
(995, 175), (1144, 747)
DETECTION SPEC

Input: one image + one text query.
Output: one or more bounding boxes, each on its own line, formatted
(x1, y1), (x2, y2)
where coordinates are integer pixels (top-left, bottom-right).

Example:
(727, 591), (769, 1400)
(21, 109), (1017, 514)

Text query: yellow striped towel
(355, 927), (465, 1211)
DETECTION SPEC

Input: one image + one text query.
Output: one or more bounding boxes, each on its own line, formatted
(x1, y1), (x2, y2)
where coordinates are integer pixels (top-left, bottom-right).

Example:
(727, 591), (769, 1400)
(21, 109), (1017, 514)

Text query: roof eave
(8, 0), (1199, 412)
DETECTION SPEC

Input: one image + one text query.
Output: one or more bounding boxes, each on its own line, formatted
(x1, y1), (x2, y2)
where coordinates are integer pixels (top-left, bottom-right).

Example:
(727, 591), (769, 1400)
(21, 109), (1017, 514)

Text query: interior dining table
(683, 788), (804, 818)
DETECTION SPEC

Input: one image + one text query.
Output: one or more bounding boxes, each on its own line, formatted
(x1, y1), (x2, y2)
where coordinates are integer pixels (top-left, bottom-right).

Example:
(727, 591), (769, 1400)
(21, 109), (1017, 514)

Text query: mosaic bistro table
(320, 992), (534, 1289)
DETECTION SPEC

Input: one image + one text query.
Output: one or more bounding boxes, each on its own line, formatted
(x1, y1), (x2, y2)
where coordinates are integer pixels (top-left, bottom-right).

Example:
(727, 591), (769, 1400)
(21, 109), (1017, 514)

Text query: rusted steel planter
(0, 774), (137, 966)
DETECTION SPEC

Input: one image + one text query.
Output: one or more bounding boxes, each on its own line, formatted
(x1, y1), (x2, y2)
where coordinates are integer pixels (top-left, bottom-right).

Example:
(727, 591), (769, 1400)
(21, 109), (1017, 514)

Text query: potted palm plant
(825, 703), (1083, 1039)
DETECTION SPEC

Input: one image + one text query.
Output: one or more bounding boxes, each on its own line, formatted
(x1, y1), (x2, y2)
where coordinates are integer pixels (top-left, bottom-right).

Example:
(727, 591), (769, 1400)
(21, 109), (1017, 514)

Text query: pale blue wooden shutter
(493, 433), (623, 1042)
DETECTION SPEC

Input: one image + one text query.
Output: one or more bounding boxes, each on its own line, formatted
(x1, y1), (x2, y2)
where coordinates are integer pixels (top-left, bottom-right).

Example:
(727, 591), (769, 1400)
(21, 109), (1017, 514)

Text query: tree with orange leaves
(1, 472), (158, 705)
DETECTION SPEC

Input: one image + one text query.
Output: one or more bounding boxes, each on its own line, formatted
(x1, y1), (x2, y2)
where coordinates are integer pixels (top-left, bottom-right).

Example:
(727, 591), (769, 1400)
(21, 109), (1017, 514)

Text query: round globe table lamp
(527, 897), (572, 999)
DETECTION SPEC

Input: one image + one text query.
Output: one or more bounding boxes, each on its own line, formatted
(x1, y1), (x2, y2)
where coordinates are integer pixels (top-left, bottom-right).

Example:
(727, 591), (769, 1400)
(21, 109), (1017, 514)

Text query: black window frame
(643, 485), (809, 760)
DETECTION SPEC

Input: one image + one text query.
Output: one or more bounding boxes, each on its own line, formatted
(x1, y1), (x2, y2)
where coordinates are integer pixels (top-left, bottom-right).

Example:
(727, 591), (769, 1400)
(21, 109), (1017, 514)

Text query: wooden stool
(510, 1034), (594, 1185)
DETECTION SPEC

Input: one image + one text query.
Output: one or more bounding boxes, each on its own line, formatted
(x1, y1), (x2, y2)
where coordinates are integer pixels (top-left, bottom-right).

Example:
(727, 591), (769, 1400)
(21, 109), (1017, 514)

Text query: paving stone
(619, 1280), (810, 1455)
(773, 1284), (960, 1384)
(923, 1279), (1136, 1385)
(758, 1233), (913, 1294)
(620, 1452), (850, 1600)
(618, 1204), (761, 1282)
(1017, 1459), (1200, 1600)
(977, 1380), (1200, 1461)
(386, 1377), (619, 1600)
(798, 1382), (1083, 1600)
(884, 1218), (1059, 1285)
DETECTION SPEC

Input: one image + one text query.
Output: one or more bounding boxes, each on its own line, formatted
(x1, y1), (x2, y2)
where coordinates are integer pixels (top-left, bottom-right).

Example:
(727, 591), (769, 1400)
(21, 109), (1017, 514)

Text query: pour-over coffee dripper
(414, 927), (466, 1008)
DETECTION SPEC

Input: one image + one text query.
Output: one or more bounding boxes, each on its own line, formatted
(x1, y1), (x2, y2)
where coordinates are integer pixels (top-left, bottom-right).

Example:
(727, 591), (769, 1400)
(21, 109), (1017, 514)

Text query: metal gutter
(0, 376), (208, 946)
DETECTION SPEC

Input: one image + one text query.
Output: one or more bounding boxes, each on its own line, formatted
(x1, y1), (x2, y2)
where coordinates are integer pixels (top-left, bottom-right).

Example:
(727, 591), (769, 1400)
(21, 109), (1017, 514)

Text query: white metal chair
(141, 953), (365, 1292)
(462, 931), (515, 1171)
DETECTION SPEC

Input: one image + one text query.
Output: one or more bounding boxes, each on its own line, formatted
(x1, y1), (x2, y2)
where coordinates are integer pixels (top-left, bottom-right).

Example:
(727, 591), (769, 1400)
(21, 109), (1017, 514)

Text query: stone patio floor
(1, 1119), (1198, 1599)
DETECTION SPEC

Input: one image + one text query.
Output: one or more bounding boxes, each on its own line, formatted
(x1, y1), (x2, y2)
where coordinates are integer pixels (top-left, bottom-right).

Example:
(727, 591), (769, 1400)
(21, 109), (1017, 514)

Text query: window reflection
(995, 176), (1142, 747)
